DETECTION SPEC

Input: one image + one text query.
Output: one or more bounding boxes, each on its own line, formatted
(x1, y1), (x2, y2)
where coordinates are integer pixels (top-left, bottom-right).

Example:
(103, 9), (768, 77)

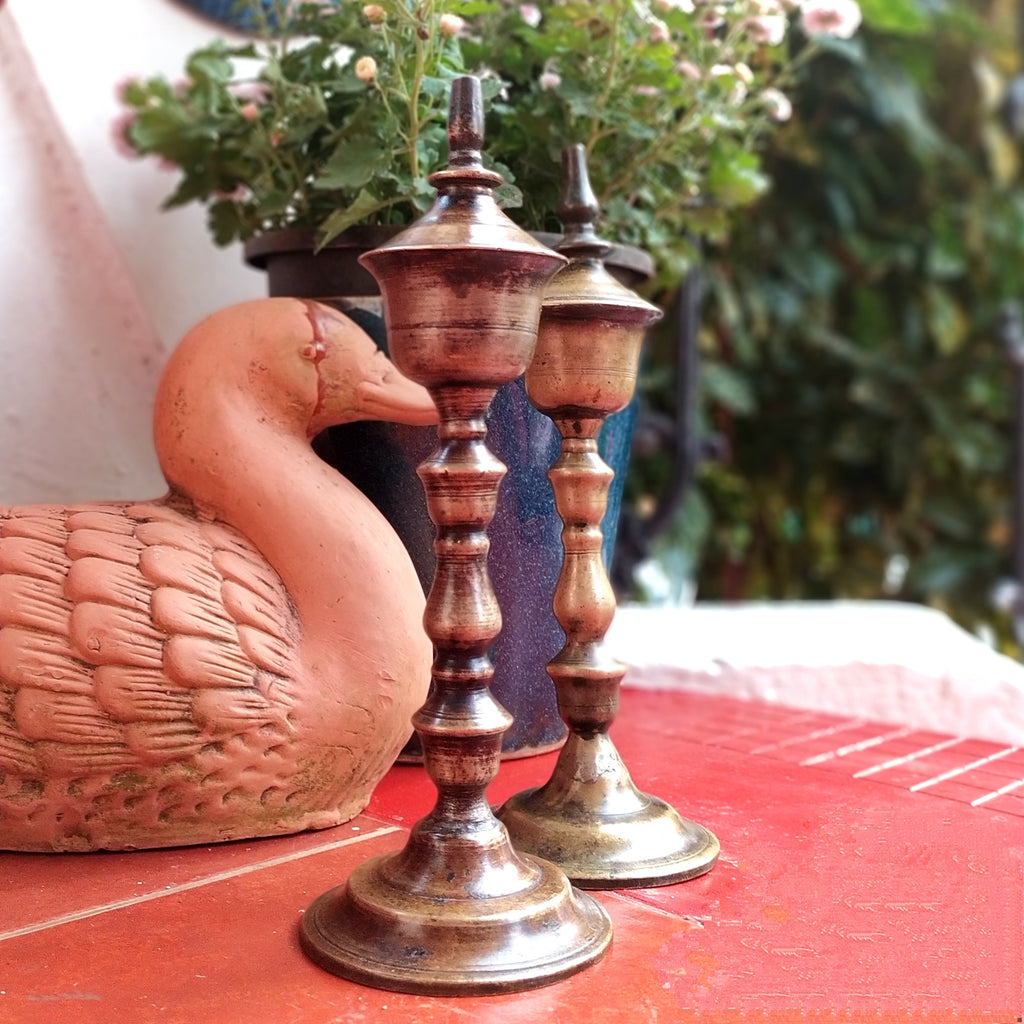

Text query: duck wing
(0, 499), (299, 782)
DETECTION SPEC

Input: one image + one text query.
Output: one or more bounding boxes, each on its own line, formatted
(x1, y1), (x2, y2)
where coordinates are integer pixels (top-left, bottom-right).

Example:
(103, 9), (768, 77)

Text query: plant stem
(405, 0), (433, 183)
(586, 0), (625, 158)
(601, 105), (704, 202)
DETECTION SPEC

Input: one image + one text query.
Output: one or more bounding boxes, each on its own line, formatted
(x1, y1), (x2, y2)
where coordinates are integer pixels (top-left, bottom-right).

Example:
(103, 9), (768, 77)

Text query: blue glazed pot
(172, 0), (277, 30)
(245, 228), (650, 757)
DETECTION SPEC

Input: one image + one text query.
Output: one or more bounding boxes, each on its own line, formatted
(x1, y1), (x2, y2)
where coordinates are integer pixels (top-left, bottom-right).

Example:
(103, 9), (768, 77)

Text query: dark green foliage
(633, 0), (1024, 643)
(117, 1), (813, 255)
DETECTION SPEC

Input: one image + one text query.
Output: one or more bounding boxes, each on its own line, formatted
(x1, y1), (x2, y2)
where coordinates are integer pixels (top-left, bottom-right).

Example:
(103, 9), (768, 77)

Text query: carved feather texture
(93, 666), (192, 722)
(66, 557), (150, 611)
(0, 627), (94, 694)
(0, 500), (299, 783)
(0, 300), (433, 851)
(0, 536), (67, 584)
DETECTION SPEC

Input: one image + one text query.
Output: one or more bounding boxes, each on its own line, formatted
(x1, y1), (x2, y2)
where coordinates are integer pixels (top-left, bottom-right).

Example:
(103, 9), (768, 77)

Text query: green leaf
(185, 46), (234, 85)
(316, 188), (393, 246)
(702, 363), (756, 415)
(493, 181), (523, 210)
(924, 284), (969, 355)
(207, 200), (246, 246)
(314, 139), (391, 190)
(706, 150), (770, 208)
(857, 0), (932, 35)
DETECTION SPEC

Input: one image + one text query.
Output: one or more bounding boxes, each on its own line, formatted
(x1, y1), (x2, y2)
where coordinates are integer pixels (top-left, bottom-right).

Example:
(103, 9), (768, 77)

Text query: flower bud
(761, 87), (793, 121)
(355, 55), (378, 83)
(438, 13), (464, 36)
(518, 4), (541, 27)
(649, 20), (670, 44)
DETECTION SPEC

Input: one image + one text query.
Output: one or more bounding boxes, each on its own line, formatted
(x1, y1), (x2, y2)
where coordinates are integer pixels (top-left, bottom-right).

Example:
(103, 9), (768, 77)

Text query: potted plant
(115, 0), (861, 754)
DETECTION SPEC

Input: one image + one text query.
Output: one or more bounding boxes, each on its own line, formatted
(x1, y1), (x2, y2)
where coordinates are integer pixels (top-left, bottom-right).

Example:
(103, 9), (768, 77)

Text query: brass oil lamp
(299, 81), (611, 994)
(495, 145), (720, 888)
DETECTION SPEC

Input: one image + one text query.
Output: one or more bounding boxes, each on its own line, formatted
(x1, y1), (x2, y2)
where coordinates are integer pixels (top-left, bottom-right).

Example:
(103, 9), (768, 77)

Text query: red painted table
(2, 687), (1022, 1021)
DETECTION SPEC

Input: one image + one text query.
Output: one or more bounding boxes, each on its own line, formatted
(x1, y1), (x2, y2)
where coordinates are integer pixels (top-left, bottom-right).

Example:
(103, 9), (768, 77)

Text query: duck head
(301, 300), (438, 436)
(155, 298), (437, 500)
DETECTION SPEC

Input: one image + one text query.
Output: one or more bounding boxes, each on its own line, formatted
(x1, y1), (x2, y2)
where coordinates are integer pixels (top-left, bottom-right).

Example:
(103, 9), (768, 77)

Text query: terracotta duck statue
(0, 298), (436, 852)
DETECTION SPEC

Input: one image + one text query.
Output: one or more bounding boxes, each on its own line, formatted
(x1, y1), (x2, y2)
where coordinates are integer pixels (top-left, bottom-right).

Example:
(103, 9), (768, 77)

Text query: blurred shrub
(629, 0), (1024, 643)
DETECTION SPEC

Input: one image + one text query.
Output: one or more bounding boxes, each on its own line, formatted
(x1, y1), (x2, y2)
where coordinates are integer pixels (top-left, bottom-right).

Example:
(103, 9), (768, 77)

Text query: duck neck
(154, 316), (421, 670)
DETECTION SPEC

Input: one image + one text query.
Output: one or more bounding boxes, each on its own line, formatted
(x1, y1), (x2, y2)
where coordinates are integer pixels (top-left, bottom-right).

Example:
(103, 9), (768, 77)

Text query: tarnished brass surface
(496, 145), (720, 888)
(497, 733), (720, 889)
(301, 819), (611, 995)
(299, 80), (611, 993)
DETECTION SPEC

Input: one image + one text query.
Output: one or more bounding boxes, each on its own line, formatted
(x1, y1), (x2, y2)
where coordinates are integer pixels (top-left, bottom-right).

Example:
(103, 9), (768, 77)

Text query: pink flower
(760, 87), (793, 121)
(214, 185), (251, 202)
(539, 69), (562, 90)
(362, 3), (385, 22)
(110, 111), (140, 159)
(438, 13), (464, 36)
(518, 3), (541, 27)
(649, 19), (671, 44)
(229, 81), (271, 103)
(698, 12), (726, 34)
(801, 0), (862, 39)
(239, 102), (260, 122)
(113, 76), (140, 104)
(744, 14), (787, 46)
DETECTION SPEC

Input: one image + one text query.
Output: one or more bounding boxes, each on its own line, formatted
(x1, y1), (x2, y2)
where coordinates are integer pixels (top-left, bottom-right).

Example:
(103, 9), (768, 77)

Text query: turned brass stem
(495, 144), (720, 889)
(299, 81), (611, 994)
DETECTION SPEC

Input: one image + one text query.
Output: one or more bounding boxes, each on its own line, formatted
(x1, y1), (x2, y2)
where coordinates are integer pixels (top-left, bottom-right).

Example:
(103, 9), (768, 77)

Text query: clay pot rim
(243, 225), (403, 269)
(244, 225), (655, 283)
(531, 231), (655, 284)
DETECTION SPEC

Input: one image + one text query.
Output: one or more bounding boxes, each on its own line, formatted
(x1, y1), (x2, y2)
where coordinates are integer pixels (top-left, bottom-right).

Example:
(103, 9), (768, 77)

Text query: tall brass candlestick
(299, 81), (611, 994)
(496, 145), (720, 888)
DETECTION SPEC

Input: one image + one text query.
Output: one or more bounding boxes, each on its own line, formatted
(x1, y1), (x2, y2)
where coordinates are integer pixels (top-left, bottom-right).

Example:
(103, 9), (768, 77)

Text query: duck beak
(305, 301), (438, 429)
(355, 349), (438, 426)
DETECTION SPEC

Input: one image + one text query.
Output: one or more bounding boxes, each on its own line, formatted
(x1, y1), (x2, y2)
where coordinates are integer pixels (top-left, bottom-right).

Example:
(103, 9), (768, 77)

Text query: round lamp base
(497, 785), (720, 890)
(300, 848), (612, 995)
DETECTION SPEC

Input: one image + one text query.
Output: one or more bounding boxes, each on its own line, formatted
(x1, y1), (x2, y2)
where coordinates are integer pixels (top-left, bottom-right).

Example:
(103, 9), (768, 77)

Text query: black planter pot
(244, 226), (652, 758)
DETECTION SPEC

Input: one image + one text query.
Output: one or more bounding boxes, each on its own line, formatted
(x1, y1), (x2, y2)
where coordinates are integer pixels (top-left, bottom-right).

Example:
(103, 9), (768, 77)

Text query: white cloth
(610, 601), (1024, 745)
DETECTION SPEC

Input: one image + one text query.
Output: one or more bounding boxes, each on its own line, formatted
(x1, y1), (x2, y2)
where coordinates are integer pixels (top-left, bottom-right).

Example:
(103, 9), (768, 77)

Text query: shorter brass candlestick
(299, 82), (611, 994)
(496, 145), (719, 889)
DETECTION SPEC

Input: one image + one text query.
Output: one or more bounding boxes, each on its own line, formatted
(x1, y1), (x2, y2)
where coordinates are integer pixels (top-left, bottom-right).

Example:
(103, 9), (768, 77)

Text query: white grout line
(749, 717), (869, 756)
(0, 824), (401, 943)
(971, 776), (1024, 807)
(800, 727), (913, 767)
(852, 736), (966, 779)
(910, 746), (1022, 792)
(704, 708), (824, 747)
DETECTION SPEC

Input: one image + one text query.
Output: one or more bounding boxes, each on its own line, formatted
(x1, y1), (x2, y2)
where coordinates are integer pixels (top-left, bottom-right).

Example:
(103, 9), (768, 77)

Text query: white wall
(0, 0), (265, 506)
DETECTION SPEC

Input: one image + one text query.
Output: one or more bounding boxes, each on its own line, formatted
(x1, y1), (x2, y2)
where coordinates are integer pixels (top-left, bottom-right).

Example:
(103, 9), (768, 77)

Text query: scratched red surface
(1, 687), (1021, 1022)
